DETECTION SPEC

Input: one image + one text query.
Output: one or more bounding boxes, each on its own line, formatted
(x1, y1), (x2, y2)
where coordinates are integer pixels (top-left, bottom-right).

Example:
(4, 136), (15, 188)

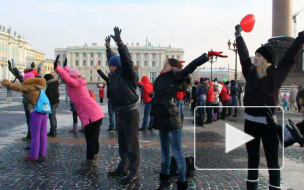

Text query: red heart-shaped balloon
(240, 14), (256, 33)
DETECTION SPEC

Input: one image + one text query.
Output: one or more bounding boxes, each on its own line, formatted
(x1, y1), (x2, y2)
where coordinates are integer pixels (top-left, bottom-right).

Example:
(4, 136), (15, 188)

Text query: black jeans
(84, 119), (102, 160)
(23, 102), (31, 138)
(245, 120), (280, 187)
(100, 97), (104, 103)
(206, 102), (213, 122)
(73, 111), (78, 124)
(116, 108), (140, 178)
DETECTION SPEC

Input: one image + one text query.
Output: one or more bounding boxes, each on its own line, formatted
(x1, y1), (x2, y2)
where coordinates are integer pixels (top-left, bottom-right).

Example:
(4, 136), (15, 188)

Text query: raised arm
(97, 69), (109, 83)
(53, 56), (81, 88)
(235, 28), (253, 80)
(175, 53), (209, 81)
(274, 31), (304, 88)
(105, 36), (117, 66)
(111, 27), (137, 80)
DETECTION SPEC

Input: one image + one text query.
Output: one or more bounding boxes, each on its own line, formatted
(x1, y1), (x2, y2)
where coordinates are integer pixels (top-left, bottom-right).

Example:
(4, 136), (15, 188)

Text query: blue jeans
(197, 100), (206, 124)
(108, 99), (116, 130)
(159, 129), (186, 182)
(142, 102), (153, 129)
(176, 100), (184, 115)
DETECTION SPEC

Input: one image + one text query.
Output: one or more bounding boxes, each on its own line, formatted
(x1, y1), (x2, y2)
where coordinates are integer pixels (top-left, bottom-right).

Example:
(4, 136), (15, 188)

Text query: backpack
(89, 90), (96, 101)
(34, 89), (52, 114)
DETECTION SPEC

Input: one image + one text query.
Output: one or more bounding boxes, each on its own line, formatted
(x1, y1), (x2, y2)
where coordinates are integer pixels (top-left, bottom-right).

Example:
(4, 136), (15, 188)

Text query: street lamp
(227, 39), (238, 81)
(208, 49), (217, 81)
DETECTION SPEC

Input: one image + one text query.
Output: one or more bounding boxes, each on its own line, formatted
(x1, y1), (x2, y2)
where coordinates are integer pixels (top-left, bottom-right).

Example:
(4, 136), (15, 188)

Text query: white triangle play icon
(225, 123), (254, 153)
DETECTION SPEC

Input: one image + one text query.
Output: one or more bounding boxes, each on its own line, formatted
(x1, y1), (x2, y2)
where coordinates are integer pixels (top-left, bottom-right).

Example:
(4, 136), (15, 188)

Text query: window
(98, 60), (101, 66)
(75, 53), (79, 57)
(90, 76), (92, 81)
(177, 55), (180, 60)
(152, 61), (156, 67)
(83, 53), (86, 57)
(90, 53), (94, 58)
(98, 53), (101, 57)
(171, 55), (174, 58)
(144, 53), (148, 59)
(90, 60), (94, 66)
(152, 53), (156, 59)
(144, 61), (148, 67)
(136, 61), (140, 66)
(136, 53), (140, 58)
(83, 60), (86, 66)
(150, 72), (157, 82)
(90, 70), (92, 74)
(76, 60), (79, 66)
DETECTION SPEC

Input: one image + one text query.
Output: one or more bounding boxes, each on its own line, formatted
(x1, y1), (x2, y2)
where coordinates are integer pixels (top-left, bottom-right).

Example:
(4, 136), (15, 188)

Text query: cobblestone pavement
(0, 85), (303, 189)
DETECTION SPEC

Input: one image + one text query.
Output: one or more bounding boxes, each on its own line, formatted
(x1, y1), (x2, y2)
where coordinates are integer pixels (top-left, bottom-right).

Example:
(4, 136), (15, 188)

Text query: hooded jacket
(1, 78), (46, 110)
(206, 81), (214, 102)
(137, 76), (153, 103)
(55, 65), (104, 127)
(97, 84), (105, 98)
(195, 82), (209, 101)
(236, 34), (304, 116)
(220, 82), (231, 102)
(45, 79), (60, 105)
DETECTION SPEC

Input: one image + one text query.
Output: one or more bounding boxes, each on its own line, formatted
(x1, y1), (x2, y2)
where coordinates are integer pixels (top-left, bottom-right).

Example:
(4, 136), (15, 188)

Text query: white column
(148, 53), (152, 68)
(140, 53), (144, 67)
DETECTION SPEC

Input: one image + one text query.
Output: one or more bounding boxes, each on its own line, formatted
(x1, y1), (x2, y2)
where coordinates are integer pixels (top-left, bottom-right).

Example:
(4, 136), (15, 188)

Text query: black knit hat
(255, 46), (275, 64)
(44, 74), (53, 81)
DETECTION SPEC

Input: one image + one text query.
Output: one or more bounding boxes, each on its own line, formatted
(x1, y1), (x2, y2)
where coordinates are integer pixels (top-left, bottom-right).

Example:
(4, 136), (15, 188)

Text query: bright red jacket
(175, 91), (184, 100)
(137, 76), (153, 103)
(97, 84), (105, 98)
(220, 83), (231, 101)
(206, 81), (214, 102)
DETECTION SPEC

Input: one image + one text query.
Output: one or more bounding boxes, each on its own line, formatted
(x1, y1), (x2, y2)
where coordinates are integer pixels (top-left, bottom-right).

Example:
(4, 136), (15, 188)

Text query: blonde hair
(257, 57), (271, 78)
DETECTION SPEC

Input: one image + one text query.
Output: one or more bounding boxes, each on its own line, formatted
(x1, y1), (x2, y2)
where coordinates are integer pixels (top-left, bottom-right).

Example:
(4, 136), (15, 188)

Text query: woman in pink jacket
(54, 56), (104, 173)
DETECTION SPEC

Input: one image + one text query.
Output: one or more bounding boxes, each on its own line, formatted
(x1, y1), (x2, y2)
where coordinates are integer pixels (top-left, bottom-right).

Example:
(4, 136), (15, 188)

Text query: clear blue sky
(1, 0), (304, 70)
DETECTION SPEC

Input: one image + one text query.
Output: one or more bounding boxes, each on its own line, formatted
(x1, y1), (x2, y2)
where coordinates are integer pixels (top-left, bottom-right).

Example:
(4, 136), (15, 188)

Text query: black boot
(246, 181), (258, 190)
(156, 173), (171, 190)
(176, 181), (188, 190)
(47, 129), (57, 137)
(181, 115), (184, 124)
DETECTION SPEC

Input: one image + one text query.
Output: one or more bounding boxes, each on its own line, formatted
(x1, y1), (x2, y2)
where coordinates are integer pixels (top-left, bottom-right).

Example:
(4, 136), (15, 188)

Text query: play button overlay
(225, 123), (254, 153)
(194, 106), (284, 170)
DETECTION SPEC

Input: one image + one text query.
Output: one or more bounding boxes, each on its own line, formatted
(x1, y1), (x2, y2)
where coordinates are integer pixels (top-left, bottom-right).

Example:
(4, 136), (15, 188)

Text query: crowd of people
(1, 26), (304, 190)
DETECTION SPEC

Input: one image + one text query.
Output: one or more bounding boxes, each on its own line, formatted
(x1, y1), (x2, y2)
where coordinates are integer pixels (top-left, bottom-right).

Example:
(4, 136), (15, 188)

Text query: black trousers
(72, 111), (78, 124)
(84, 119), (102, 160)
(221, 100), (229, 119)
(100, 97), (104, 103)
(116, 108), (140, 177)
(23, 103), (31, 139)
(206, 102), (213, 122)
(245, 120), (280, 187)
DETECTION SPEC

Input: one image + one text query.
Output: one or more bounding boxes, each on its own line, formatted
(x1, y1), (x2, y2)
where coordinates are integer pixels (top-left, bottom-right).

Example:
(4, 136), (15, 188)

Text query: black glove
(235, 24), (242, 37)
(8, 60), (12, 70)
(298, 31), (304, 38)
(265, 109), (282, 144)
(64, 57), (67, 67)
(105, 36), (111, 49)
(110, 26), (122, 44)
(31, 62), (35, 69)
(54, 55), (59, 69)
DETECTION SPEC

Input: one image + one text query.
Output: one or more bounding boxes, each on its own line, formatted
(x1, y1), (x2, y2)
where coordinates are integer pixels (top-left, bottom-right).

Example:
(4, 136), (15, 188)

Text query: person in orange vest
(97, 84), (105, 103)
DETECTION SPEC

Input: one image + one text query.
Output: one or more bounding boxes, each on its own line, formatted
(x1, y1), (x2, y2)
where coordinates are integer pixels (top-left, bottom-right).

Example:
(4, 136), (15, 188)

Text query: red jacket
(175, 91), (184, 100)
(137, 76), (153, 103)
(220, 83), (231, 101)
(97, 84), (105, 98)
(206, 81), (214, 102)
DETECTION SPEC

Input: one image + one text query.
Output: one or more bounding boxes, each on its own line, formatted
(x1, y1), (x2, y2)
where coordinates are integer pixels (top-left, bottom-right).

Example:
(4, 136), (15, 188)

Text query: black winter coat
(237, 35), (304, 116)
(151, 54), (209, 131)
(106, 44), (139, 108)
(45, 79), (60, 105)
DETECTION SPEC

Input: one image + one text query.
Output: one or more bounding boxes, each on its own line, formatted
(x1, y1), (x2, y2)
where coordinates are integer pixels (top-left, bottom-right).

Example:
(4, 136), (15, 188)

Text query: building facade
(0, 24), (48, 80)
(54, 42), (184, 83)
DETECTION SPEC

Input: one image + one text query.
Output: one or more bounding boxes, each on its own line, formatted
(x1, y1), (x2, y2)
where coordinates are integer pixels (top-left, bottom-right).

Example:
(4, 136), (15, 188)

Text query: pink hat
(69, 68), (81, 77)
(23, 72), (35, 81)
